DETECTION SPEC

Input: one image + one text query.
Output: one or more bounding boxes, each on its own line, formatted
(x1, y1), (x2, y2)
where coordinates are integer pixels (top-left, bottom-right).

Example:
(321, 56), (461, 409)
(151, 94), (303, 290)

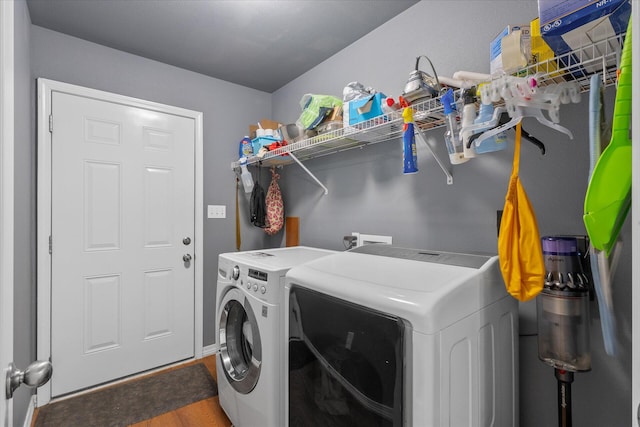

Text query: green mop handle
(611, 18), (632, 146)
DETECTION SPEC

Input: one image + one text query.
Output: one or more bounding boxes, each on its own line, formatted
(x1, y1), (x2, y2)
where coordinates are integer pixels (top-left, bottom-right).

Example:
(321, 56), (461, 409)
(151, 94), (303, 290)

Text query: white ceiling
(26, 0), (419, 93)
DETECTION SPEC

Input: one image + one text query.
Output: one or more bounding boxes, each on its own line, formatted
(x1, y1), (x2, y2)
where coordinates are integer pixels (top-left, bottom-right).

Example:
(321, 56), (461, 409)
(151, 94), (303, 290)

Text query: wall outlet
(351, 232), (392, 247)
(208, 205), (226, 219)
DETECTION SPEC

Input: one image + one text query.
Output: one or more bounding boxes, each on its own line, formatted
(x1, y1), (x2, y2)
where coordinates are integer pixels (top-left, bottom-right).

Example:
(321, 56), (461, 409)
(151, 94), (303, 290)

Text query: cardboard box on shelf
(490, 24), (531, 75)
(530, 17), (563, 76)
(248, 119), (282, 139)
(538, 0), (631, 58)
(327, 105), (343, 122)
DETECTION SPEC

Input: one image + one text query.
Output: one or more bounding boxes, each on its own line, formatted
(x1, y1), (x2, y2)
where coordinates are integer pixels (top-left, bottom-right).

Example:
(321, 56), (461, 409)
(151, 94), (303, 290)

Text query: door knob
(6, 360), (53, 398)
(182, 237), (191, 245)
(183, 254), (192, 262)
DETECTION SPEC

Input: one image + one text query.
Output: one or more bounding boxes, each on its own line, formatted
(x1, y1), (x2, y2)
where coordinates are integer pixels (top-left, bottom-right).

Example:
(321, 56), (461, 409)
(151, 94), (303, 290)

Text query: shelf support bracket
(288, 152), (329, 195)
(415, 127), (454, 185)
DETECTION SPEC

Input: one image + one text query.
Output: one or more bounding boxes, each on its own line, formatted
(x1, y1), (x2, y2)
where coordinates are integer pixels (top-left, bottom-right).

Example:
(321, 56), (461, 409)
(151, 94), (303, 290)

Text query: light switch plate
(208, 205), (226, 219)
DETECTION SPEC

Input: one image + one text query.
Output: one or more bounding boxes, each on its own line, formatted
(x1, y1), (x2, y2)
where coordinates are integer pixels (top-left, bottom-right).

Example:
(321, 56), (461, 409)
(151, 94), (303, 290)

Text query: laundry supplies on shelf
(471, 87), (507, 154)
(459, 88), (477, 159)
(238, 135), (253, 158)
(239, 158), (254, 194)
(473, 74), (580, 149)
(401, 104), (418, 174)
(230, 34), (624, 194)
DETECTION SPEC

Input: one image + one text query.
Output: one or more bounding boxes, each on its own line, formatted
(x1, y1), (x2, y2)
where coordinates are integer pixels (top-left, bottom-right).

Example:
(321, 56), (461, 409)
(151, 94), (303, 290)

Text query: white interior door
(48, 89), (196, 397)
(0, 0), (14, 423)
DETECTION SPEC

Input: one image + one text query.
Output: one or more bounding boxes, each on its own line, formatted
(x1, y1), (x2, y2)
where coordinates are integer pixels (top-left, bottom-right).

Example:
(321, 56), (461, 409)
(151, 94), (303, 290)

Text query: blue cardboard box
(539, 0), (631, 58)
(347, 93), (387, 126)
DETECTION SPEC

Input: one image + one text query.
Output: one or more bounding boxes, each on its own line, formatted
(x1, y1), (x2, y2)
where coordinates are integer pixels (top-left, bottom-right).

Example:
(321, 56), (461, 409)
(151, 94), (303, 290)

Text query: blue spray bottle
(402, 105), (418, 174)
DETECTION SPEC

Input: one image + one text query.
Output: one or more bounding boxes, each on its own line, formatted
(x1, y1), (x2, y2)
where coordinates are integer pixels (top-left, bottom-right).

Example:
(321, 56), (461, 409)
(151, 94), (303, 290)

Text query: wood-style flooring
(32, 355), (232, 427)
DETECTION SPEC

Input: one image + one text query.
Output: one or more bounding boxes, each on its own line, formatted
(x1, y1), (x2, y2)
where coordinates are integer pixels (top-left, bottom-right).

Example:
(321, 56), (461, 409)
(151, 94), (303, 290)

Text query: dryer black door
(218, 288), (262, 394)
(289, 285), (405, 427)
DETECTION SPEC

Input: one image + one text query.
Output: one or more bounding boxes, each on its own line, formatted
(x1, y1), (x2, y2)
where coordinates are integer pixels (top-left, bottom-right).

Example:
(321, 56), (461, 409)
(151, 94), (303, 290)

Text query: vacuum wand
(555, 368), (574, 427)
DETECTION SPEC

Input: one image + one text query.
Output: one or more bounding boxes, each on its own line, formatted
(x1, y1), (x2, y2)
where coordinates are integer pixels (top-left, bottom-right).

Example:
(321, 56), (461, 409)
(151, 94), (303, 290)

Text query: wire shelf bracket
(288, 152), (328, 195)
(415, 126), (453, 185)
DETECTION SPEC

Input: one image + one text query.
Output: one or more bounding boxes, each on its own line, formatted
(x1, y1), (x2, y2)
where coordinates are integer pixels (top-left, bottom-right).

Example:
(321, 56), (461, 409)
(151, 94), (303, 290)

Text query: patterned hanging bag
(263, 167), (284, 235)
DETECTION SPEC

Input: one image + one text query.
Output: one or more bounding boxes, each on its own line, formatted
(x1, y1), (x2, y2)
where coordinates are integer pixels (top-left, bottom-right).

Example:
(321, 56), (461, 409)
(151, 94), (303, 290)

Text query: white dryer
(285, 245), (519, 427)
(215, 246), (335, 427)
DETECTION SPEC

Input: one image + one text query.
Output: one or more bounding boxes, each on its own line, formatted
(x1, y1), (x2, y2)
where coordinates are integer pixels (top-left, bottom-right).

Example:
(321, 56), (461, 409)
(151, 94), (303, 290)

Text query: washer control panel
(248, 268), (268, 282)
(231, 265), (271, 299)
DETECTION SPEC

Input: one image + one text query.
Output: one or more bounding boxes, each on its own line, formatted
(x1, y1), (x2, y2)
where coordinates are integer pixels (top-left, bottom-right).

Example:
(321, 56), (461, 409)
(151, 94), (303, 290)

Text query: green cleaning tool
(583, 18), (632, 256)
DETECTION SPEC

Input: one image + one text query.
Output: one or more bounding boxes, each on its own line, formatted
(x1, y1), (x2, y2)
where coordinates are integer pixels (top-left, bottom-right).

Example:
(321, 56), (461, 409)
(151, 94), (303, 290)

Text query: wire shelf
(231, 33), (624, 171)
(515, 33), (623, 94)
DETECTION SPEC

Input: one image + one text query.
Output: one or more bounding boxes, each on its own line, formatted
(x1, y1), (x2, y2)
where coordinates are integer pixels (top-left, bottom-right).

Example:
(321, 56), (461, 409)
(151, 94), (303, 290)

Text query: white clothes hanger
(473, 76), (580, 147)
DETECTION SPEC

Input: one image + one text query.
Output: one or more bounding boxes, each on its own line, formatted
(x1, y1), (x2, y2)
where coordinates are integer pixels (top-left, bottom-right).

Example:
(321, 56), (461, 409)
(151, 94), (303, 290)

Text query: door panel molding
(36, 78), (203, 405)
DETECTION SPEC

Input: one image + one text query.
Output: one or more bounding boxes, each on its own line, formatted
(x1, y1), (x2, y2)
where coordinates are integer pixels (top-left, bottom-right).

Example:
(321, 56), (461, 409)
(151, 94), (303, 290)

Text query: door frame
(36, 78), (204, 405)
(632, 5), (639, 426)
(0, 0), (15, 424)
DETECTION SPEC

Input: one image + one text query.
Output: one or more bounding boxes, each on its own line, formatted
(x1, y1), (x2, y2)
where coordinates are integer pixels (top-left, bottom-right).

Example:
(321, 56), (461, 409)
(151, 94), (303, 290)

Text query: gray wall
(271, 1), (631, 426)
(13, 0), (34, 425)
(29, 26), (273, 348)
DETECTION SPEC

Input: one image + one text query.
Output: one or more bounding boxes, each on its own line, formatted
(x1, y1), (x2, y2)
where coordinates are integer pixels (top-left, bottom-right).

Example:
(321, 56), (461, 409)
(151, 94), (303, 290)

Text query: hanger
(460, 105), (508, 143)
(472, 103), (573, 148)
(520, 126), (546, 154)
(472, 76), (579, 149)
(467, 111), (546, 154)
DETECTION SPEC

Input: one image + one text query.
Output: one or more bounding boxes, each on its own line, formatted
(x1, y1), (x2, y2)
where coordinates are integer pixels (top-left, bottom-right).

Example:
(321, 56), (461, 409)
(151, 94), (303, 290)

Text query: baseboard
(23, 395), (37, 427)
(202, 343), (219, 357)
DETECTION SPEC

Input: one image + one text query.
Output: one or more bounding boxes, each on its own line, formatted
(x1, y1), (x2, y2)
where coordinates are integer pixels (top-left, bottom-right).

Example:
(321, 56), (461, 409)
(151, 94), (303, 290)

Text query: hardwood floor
(32, 355), (232, 427)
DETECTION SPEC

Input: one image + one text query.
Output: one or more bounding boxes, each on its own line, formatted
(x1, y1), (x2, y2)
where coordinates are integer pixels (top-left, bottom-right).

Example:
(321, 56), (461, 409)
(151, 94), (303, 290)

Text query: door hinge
(49, 115), (53, 133)
(49, 235), (52, 254)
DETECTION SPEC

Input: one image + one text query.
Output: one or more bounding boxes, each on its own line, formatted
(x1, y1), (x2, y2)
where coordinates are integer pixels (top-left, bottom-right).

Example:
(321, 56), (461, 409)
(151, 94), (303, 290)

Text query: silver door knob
(183, 254), (192, 262)
(182, 237), (191, 245)
(6, 360), (53, 398)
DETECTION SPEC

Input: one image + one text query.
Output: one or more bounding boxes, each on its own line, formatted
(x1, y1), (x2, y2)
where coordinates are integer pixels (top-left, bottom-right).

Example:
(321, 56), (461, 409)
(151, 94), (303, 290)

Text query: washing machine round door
(218, 288), (262, 394)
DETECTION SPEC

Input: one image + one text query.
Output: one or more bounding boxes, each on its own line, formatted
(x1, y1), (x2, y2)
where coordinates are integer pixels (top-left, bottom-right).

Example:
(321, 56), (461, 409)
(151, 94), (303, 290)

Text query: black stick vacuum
(537, 236), (592, 427)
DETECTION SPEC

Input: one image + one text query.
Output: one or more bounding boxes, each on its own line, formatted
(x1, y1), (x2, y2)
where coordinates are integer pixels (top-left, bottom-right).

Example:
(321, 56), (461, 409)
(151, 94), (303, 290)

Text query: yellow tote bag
(498, 123), (545, 301)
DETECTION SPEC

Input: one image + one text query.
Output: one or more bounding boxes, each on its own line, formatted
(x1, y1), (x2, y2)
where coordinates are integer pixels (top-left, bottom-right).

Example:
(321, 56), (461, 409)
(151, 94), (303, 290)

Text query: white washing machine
(215, 246), (335, 427)
(285, 245), (519, 427)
